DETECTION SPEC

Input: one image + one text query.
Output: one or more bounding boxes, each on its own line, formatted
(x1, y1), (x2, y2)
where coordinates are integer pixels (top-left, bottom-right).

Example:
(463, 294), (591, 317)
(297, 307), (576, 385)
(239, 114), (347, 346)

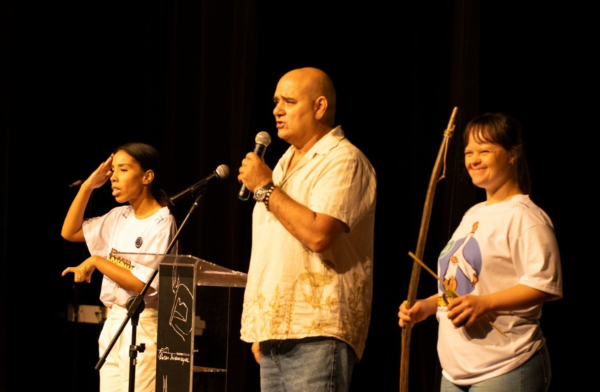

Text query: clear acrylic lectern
(154, 254), (247, 392)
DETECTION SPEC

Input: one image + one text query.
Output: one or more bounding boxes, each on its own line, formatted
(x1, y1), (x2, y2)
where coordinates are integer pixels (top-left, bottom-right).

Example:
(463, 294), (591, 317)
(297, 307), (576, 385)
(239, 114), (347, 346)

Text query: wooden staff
(400, 107), (458, 392)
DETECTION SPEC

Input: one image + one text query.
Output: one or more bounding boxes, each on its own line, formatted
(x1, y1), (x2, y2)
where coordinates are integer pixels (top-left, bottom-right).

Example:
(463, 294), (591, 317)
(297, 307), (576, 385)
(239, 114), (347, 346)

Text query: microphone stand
(95, 191), (207, 392)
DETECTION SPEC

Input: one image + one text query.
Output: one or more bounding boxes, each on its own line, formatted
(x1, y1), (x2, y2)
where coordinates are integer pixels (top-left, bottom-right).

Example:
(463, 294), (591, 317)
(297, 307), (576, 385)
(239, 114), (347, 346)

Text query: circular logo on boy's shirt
(135, 237), (143, 248)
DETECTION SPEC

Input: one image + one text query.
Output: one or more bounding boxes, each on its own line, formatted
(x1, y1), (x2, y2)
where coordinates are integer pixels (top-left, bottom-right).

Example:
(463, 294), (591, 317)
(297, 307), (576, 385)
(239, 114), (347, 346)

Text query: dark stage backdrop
(1, 1), (592, 391)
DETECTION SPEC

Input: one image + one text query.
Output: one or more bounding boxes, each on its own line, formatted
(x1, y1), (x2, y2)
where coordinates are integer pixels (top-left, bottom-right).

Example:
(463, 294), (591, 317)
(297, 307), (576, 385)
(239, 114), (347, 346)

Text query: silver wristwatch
(253, 182), (276, 210)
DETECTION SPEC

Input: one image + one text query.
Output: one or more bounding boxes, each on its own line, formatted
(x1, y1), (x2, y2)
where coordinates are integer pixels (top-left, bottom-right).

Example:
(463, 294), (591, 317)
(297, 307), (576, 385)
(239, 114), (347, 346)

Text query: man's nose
(273, 102), (283, 116)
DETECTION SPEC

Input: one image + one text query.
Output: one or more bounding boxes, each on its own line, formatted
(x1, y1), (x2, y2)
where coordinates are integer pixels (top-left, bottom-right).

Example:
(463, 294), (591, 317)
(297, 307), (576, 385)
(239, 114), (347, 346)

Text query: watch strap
(261, 182), (276, 211)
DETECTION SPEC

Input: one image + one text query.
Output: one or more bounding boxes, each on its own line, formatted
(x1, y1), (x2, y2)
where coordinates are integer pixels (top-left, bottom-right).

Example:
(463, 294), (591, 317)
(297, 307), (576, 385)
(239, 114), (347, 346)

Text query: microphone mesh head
(216, 164), (230, 179)
(255, 131), (271, 146)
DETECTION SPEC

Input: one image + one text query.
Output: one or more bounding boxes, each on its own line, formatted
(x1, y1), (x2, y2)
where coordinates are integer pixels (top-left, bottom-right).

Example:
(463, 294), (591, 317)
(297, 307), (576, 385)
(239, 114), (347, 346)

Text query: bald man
(238, 67), (377, 391)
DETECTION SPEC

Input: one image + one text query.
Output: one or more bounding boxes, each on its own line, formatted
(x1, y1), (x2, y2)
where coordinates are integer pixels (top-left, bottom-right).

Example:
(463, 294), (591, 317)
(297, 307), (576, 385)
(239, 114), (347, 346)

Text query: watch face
(254, 188), (265, 201)
(254, 183), (274, 202)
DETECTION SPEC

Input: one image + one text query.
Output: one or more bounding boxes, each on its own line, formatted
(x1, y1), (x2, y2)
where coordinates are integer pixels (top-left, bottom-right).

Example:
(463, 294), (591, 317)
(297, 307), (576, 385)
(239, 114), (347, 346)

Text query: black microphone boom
(170, 164), (230, 205)
(239, 131), (271, 201)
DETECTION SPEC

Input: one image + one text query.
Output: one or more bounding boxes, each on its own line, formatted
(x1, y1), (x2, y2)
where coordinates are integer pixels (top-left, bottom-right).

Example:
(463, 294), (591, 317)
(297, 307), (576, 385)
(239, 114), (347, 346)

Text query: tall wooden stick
(400, 107), (458, 392)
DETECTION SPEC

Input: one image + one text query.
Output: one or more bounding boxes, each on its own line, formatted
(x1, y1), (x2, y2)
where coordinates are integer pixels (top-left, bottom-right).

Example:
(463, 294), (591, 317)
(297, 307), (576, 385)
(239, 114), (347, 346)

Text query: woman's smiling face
(464, 131), (514, 195)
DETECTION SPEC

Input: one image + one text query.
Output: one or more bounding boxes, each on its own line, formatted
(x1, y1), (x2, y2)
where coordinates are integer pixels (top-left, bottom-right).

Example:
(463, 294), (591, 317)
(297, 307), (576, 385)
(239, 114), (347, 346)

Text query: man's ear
(314, 96), (328, 120)
(142, 170), (154, 184)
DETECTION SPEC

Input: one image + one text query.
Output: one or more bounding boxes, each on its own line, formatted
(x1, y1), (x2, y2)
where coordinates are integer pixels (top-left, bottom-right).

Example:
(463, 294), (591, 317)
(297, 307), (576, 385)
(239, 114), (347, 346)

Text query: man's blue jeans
(259, 337), (356, 392)
(440, 344), (552, 392)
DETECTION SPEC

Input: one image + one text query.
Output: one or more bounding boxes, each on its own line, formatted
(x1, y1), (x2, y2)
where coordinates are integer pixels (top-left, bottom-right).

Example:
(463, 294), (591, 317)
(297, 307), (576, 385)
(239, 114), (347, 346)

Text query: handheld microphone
(238, 131), (271, 201)
(170, 164), (230, 205)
